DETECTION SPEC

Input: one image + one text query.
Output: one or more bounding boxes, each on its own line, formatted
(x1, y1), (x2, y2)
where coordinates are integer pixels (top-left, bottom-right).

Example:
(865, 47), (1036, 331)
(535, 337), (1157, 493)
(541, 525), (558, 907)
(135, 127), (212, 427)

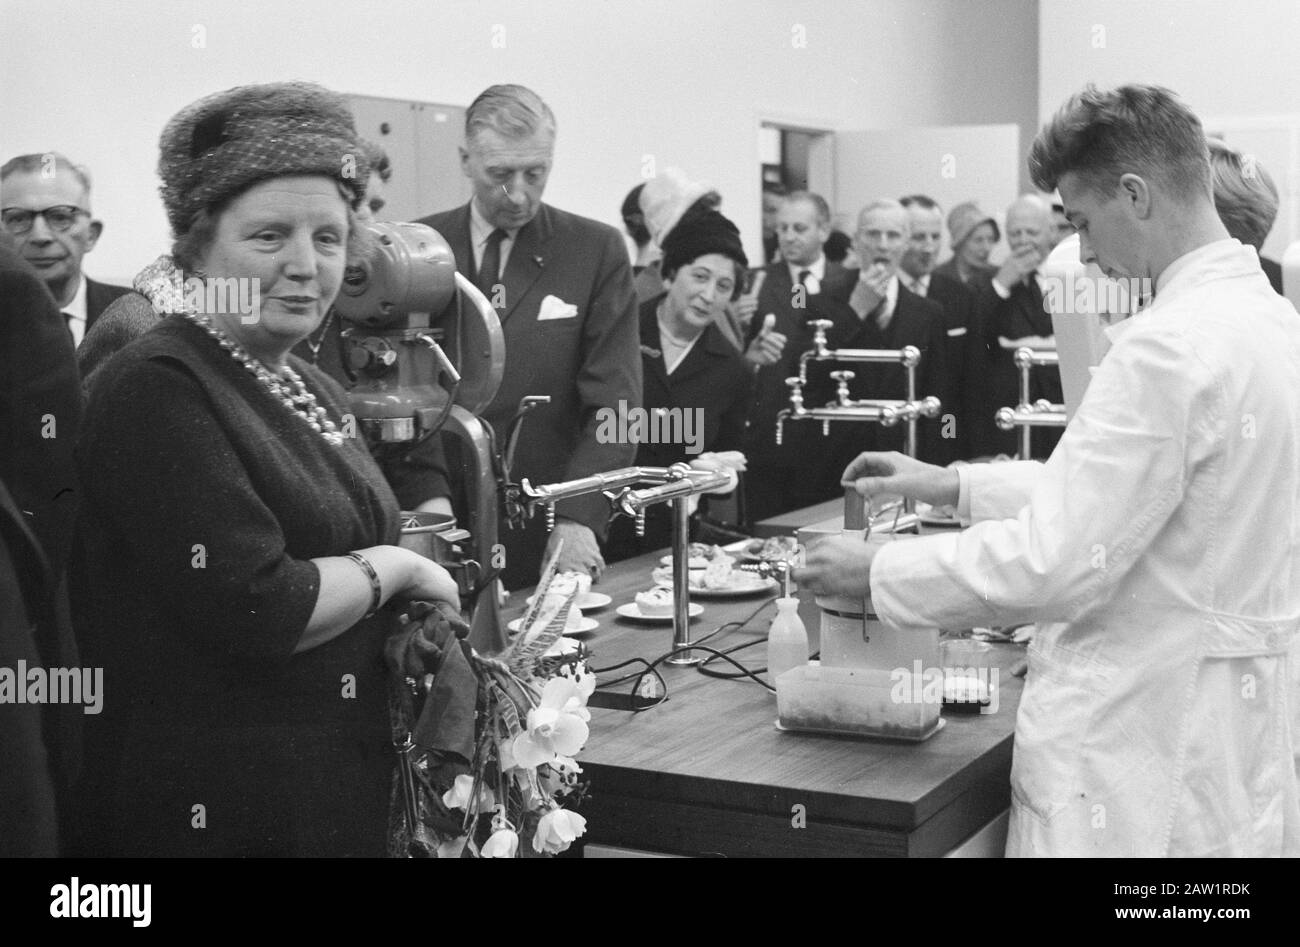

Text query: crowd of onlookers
(614, 142), (1285, 524)
(0, 78), (1289, 855)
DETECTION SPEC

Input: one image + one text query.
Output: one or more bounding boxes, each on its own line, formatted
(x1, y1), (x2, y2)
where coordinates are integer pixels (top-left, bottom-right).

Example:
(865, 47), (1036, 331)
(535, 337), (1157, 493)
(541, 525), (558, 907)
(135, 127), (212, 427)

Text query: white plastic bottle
(767, 596), (809, 688)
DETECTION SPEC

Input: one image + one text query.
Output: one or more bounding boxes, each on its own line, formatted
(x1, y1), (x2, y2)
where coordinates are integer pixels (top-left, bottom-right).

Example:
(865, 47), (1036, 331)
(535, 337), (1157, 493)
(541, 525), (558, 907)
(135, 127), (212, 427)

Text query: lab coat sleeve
(964, 460), (1046, 523)
(871, 324), (1219, 631)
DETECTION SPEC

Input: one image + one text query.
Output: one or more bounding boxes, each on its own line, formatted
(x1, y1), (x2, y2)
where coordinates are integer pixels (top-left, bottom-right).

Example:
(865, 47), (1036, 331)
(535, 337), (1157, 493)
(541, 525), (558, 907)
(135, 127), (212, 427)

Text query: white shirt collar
(63, 275), (88, 347)
(900, 270), (930, 296)
(787, 254), (826, 286)
(468, 199), (520, 271)
(1104, 239), (1250, 344)
(1155, 238), (1241, 299)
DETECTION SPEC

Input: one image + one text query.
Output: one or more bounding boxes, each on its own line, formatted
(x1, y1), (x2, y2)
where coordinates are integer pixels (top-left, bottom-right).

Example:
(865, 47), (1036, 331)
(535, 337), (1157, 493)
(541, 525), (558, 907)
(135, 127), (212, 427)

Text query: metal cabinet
(345, 93), (471, 223)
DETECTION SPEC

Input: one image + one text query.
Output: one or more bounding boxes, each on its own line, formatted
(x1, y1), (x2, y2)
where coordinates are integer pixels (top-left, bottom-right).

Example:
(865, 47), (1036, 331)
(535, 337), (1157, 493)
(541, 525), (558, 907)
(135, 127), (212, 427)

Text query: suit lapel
(85, 278), (106, 329)
(639, 301), (670, 393)
(821, 261), (854, 302)
(888, 287), (929, 345)
(500, 205), (553, 324)
(669, 324), (733, 387)
(436, 206), (475, 284)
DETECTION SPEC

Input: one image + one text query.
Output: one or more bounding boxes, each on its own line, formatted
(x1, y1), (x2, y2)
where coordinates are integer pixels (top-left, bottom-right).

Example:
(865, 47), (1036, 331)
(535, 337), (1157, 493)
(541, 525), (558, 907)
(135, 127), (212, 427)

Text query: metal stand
(667, 497), (697, 665)
(512, 464), (731, 664)
(776, 319), (941, 522)
(994, 347), (1067, 459)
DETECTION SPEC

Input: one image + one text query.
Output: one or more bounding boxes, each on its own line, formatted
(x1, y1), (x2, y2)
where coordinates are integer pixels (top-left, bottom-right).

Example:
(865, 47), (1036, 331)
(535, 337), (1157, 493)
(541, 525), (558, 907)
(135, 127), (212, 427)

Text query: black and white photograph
(1, 0), (1296, 922)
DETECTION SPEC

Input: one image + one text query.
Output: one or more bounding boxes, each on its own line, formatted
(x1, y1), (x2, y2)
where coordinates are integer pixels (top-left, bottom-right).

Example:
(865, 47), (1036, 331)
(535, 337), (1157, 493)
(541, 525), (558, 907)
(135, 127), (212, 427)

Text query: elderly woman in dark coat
(73, 82), (458, 857)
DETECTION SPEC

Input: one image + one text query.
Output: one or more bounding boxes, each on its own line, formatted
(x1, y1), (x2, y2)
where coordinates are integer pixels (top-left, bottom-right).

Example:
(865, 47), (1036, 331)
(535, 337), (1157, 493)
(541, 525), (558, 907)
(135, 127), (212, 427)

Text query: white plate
(616, 602), (705, 622)
(525, 591), (612, 611)
(659, 554), (710, 568)
(508, 616), (599, 635)
(650, 575), (778, 598)
(691, 578), (778, 598)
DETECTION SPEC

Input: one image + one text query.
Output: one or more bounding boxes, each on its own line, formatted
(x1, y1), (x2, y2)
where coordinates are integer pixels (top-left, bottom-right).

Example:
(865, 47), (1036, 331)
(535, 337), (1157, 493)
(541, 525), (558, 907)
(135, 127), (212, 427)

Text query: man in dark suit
(827, 200), (950, 474)
(742, 190), (856, 524)
(416, 85), (641, 589)
(969, 194), (1064, 459)
(899, 194), (974, 462)
(1, 154), (130, 347)
(0, 234), (84, 853)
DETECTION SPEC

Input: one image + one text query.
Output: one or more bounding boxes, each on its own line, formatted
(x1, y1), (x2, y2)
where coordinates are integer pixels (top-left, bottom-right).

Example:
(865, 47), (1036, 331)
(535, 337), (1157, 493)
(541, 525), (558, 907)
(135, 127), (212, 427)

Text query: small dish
(615, 602), (704, 622)
(650, 572), (778, 598)
(508, 616), (599, 635)
(525, 592), (612, 611)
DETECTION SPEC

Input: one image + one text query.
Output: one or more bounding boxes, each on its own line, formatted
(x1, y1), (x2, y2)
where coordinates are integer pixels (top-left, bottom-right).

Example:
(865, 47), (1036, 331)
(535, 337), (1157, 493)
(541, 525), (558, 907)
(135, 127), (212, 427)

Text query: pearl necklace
(182, 311), (345, 446)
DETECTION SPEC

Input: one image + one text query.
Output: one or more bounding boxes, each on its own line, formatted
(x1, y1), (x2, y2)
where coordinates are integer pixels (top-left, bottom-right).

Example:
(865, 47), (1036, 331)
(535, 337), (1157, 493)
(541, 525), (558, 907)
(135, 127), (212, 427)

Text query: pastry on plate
(634, 587), (674, 617)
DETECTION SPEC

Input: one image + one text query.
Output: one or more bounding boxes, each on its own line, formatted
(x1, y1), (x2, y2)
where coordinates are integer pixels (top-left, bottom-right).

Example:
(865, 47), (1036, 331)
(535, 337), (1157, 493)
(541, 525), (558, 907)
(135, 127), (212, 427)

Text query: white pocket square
(538, 295), (579, 320)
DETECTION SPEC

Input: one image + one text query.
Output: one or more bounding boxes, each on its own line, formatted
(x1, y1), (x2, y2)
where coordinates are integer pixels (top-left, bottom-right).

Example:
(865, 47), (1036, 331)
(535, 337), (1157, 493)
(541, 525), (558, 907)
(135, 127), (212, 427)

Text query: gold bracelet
(345, 552), (383, 618)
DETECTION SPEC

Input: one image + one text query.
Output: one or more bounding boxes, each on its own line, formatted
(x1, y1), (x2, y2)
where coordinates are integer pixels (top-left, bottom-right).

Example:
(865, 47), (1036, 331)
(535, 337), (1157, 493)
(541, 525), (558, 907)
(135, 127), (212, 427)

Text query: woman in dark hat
(73, 82), (459, 857)
(933, 200), (1000, 291)
(604, 207), (753, 561)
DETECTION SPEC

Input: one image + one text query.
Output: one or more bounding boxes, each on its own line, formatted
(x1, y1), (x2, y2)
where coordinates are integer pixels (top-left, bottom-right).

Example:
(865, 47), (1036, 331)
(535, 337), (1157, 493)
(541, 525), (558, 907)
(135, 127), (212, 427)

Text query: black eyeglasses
(0, 205), (89, 235)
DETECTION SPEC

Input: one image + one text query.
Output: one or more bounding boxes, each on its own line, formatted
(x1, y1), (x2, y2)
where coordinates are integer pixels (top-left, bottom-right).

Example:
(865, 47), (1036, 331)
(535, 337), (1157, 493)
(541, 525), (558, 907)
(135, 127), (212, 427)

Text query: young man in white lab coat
(796, 84), (1300, 857)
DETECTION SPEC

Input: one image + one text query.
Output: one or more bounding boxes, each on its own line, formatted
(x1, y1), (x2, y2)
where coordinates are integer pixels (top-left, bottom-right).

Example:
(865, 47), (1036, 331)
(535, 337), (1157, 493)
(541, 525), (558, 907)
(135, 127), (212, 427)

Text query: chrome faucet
(994, 346), (1067, 459)
(514, 463), (732, 665)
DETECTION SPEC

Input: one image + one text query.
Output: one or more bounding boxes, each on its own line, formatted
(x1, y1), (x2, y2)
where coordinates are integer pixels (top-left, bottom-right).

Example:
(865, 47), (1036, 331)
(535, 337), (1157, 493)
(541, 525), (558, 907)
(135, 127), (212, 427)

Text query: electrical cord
(589, 595), (775, 686)
(589, 595), (793, 706)
(619, 644), (777, 709)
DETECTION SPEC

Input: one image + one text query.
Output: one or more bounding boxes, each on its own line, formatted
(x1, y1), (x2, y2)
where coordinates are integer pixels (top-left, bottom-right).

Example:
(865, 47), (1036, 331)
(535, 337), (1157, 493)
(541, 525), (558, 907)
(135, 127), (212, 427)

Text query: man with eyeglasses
(1, 153), (129, 347)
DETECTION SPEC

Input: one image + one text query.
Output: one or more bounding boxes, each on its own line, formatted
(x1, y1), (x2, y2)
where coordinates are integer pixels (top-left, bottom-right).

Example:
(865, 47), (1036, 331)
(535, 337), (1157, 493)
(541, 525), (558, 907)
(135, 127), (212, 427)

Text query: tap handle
(830, 369), (855, 407)
(635, 509), (646, 537)
(545, 503), (556, 531)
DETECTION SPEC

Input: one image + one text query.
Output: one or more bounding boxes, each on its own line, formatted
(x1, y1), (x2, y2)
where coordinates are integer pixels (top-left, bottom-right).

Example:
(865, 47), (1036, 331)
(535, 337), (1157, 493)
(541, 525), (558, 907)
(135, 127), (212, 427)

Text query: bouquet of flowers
(387, 556), (593, 858)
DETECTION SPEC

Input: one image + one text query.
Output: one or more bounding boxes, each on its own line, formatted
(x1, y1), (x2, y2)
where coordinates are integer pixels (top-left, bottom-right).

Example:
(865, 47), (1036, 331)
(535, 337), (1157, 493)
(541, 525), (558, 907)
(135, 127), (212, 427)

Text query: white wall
(1039, 0), (1300, 257)
(0, 0), (1038, 284)
(1039, 0), (1300, 122)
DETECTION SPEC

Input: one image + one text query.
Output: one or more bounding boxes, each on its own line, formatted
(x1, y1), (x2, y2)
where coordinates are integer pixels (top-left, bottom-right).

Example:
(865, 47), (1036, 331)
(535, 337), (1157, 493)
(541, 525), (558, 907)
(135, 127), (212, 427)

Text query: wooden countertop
(505, 528), (1025, 857)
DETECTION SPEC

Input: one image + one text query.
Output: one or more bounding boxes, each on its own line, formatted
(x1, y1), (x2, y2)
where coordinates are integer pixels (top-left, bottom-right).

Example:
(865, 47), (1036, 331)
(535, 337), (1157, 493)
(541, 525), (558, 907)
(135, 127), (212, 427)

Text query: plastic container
(776, 661), (944, 741)
(767, 597), (809, 685)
